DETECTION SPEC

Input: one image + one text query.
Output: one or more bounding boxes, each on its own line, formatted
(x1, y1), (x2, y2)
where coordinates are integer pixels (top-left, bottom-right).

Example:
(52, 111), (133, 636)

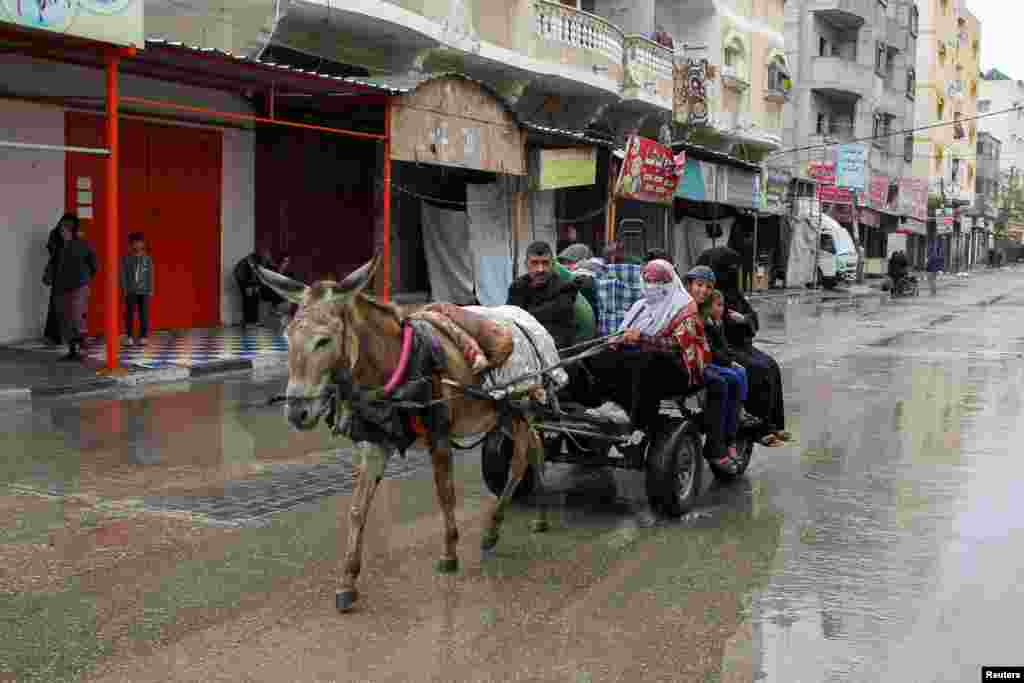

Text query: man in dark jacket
(43, 213), (76, 345)
(53, 218), (98, 361)
(507, 241), (579, 349)
(926, 241), (945, 295)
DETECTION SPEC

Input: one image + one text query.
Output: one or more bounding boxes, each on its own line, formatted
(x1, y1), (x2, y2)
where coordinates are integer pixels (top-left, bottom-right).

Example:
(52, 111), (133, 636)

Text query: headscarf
(684, 265), (717, 284)
(619, 259), (692, 335)
(575, 257), (607, 279)
(558, 243), (593, 265)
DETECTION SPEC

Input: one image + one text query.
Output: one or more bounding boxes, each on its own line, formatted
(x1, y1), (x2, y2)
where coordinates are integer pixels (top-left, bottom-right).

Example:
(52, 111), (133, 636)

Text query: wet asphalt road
(2, 270), (1024, 682)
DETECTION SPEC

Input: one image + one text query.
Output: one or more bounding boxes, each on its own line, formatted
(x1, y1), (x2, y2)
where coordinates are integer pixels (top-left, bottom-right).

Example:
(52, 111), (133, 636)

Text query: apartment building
(978, 70), (1024, 186)
(783, 0), (920, 270)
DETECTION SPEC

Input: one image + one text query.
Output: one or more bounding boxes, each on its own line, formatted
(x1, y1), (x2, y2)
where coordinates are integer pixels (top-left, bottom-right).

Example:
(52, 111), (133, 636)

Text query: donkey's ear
(255, 266), (308, 305)
(337, 253), (382, 297)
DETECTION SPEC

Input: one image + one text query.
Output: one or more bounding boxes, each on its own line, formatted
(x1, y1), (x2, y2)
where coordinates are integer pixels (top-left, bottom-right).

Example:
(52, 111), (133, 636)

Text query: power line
(767, 104), (1024, 158)
(384, 181), (610, 223)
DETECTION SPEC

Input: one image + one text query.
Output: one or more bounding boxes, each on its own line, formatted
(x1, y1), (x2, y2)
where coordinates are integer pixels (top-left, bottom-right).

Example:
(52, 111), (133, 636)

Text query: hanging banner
(808, 161), (854, 205)
(674, 158), (724, 202)
(615, 136), (680, 206)
(868, 175), (889, 210)
(763, 168), (792, 214)
(0, 0), (144, 47)
(836, 143), (867, 191)
(898, 176), (928, 222)
(536, 148), (597, 190)
(673, 57), (713, 126)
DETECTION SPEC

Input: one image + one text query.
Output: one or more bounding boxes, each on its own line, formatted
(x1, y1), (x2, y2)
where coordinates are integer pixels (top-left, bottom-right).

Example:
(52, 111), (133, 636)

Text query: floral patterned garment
(637, 306), (712, 385)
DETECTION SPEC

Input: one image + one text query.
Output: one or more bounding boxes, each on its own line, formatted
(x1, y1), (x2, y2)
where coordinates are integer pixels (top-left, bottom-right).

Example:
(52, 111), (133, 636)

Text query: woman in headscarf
(582, 261), (737, 471)
(698, 249), (790, 446)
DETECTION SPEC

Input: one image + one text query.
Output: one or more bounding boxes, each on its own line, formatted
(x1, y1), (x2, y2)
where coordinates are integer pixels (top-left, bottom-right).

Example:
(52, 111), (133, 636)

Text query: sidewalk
(0, 325), (288, 399)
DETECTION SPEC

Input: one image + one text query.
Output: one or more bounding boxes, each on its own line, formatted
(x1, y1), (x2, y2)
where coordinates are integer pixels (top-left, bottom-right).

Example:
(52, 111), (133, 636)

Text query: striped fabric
(594, 264), (645, 336)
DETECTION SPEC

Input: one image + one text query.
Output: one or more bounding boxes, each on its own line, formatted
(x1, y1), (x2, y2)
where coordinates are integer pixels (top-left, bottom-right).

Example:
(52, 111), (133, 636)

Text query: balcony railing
(623, 34), (673, 101)
(534, 0), (624, 66)
(721, 64), (750, 91)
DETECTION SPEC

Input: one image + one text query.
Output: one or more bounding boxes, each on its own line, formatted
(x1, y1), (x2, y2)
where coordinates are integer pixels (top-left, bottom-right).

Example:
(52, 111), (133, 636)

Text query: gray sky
(971, 0), (1022, 79)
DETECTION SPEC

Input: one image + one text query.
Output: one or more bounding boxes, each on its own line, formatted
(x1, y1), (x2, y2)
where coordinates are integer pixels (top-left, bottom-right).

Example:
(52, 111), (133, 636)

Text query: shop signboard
(898, 176), (928, 222)
(763, 167), (791, 213)
(536, 148), (597, 191)
(615, 135), (680, 206)
(868, 175), (890, 211)
(674, 157), (724, 202)
(808, 161), (854, 205)
(0, 0), (144, 48)
(836, 143), (867, 192)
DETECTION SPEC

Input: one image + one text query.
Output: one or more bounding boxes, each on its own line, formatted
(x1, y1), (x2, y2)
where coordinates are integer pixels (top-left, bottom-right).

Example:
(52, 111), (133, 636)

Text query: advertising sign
(537, 148), (597, 191)
(615, 136), (680, 206)
(897, 176), (928, 222)
(763, 168), (792, 213)
(836, 143), (867, 191)
(808, 161), (854, 205)
(868, 175), (890, 210)
(1, 0), (144, 47)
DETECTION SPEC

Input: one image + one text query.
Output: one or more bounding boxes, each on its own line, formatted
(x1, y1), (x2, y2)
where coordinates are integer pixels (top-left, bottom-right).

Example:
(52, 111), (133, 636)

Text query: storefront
(384, 75), (527, 306)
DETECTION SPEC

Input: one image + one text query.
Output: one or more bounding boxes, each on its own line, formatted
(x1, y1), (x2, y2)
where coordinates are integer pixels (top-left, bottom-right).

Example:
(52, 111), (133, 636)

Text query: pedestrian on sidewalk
(42, 213), (75, 345)
(121, 232), (154, 346)
(926, 241), (944, 296)
(52, 216), (97, 361)
(234, 251), (264, 329)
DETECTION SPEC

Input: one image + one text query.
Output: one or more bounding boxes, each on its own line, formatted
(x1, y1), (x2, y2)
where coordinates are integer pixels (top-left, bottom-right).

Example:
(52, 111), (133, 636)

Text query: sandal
(760, 434), (785, 448)
(774, 430), (794, 442)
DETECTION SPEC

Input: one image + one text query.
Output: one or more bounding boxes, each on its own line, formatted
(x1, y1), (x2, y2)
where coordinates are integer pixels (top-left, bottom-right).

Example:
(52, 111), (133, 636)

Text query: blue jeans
(707, 364), (746, 443)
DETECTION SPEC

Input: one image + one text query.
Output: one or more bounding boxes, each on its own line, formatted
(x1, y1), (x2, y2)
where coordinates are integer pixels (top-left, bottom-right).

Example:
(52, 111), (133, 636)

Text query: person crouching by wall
(121, 232), (154, 347)
(52, 216), (97, 361)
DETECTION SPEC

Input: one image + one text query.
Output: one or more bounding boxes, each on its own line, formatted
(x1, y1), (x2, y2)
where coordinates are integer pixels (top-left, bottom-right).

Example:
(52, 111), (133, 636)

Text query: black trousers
(241, 288), (261, 325)
(44, 289), (62, 344)
(732, 345), (785, 432)
(125, 294), (150, 339)
(584, 350), (691, 432)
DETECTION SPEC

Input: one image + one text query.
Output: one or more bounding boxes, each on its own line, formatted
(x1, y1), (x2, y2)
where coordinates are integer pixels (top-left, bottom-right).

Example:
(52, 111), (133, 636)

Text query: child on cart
(703, 289), (753, 457)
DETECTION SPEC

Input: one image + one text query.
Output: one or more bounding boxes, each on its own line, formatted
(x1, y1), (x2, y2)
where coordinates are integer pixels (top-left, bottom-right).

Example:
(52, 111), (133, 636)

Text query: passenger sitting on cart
(584, 262), (738, 472)
(703, 289), (750, 459)
(507, 241), (579, 349)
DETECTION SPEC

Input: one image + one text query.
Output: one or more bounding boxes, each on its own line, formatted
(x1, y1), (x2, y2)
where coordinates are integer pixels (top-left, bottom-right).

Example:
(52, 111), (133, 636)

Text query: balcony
(721, 64), (751, 92)
(809, 0), (876, 28)
(533, 0), (624, 84)
(886, 17), (911, 52)
(809, 57), (877, 100)
(622, 34), (674, 107)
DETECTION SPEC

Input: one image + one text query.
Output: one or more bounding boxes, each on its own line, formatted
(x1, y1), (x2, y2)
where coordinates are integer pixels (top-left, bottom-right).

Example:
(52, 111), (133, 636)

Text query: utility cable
(383, 181), (612, 223)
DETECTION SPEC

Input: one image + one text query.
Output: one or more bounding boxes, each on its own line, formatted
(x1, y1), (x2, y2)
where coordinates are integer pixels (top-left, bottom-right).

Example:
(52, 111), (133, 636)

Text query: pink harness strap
(382, 322), (414, 396)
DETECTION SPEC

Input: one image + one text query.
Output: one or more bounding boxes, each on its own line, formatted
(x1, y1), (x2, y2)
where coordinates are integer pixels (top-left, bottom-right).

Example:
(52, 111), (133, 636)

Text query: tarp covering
(786, 200), (837, 287)
(421, 203), (475, 305)
(467, 183), (514, 307)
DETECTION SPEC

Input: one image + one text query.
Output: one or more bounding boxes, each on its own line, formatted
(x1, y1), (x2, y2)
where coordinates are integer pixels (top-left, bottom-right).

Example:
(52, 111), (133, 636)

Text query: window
(978, 99), (991, 113)
(938, 41), (947, 64)
(907, 68), (916, 99)
(951, 157), (961, 184)
(937, 94), (945, 120)
(970, 80), (977, 97)
(969, 123), (977, 144)
(941, 0), (948, 16)
(817, 112), (827, 135)
(875, 41), (887, 75)
(905, 135), (914, 163)
(935, 145), (944, 171)
(724, 39), (743, 67)
(819, 37), (828, 57)
(953, 111), (965, 139)
(973, 39), (980, 58)
(910, 5), (919, 36)
(767, 56), (791, 95)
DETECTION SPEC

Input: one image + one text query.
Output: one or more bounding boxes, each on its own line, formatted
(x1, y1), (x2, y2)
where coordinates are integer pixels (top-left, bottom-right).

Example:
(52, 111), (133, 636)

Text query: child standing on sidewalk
(121, 232), (154, 346)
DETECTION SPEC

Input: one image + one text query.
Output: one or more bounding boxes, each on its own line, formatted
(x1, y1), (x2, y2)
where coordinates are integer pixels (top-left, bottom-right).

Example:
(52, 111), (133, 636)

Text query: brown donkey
(257, 255), (548, 612)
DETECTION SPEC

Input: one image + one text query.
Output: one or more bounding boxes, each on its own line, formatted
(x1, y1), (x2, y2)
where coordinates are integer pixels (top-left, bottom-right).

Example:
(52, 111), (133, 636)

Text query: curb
(0, 352), (289, 401)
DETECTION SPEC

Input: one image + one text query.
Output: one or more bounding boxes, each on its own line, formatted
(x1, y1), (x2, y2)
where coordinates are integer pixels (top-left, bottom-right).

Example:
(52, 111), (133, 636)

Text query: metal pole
(752, 209), (759, 292)
(104, 54), (120, 372)
(381, 99), (392, 301)
(813, 201), (823, 288)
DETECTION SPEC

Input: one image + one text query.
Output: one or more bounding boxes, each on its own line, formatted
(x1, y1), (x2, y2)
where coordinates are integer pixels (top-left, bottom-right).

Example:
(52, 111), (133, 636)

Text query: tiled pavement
(6, 326), (288, 370)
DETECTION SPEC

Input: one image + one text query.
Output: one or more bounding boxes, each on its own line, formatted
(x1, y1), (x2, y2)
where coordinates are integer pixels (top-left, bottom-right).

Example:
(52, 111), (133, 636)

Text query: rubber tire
(481, 430), (535, 499)
(820, 271), (838, 290)
(708, 433), (754, 481)
(646, 419), (703, 517)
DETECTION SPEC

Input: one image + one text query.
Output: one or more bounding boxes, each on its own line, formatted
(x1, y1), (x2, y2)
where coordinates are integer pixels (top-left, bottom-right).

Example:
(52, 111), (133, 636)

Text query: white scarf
(619, 269), (692, 336)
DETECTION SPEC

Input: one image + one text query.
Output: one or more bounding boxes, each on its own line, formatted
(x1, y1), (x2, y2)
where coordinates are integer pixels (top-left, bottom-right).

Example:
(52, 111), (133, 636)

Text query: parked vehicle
(823, 222), (858, 283)
(817, 233), (839, 289)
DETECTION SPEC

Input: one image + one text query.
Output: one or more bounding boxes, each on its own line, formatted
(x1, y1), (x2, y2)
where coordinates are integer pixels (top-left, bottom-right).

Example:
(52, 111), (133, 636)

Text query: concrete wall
(220, 129), (256, 326)
(0, 101), (66, 343)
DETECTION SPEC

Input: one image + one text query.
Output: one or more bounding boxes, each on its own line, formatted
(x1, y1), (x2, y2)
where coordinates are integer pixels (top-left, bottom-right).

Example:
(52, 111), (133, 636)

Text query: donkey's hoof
(435, 557), (459, 574)
(481, 531), (500, 552)
(530, 519), (550, 534)
(336, 589), (359, 613)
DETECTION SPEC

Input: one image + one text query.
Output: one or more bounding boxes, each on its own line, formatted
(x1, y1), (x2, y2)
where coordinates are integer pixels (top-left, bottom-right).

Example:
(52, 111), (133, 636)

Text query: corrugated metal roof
(140, 42), (617, 148)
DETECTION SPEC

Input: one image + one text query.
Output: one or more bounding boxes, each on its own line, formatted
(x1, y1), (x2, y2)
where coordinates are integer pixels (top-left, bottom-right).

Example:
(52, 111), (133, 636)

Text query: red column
(105, 54), (120, 371)
(382, 100), (392, 302)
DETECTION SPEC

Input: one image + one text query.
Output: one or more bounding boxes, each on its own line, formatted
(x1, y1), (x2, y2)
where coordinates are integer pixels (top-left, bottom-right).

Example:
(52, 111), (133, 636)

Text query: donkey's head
(257, 255), (382, 431)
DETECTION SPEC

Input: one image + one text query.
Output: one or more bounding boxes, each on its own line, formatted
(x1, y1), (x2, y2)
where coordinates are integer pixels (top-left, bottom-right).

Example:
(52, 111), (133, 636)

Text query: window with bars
(905, 135), (914, 163)
(907, 68), (916, 99)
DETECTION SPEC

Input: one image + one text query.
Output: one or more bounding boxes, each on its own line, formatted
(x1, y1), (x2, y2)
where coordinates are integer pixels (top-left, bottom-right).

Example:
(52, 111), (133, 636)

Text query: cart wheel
(646, 418), (702, 517)
(481, 430), (535, 499)
(708, 433), (754, 481)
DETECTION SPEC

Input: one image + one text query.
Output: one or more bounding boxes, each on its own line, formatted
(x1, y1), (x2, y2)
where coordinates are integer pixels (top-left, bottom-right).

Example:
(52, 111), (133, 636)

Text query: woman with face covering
(582, 261), (738, 471)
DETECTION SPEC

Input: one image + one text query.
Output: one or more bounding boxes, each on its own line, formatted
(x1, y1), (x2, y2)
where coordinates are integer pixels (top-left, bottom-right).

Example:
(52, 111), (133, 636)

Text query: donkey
(257, 255), (548, 612)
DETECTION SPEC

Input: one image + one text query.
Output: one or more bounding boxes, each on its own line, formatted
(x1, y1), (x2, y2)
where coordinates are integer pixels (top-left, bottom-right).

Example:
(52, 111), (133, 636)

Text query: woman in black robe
(697, 247), (791, 446)
(43, 214), (74, 345)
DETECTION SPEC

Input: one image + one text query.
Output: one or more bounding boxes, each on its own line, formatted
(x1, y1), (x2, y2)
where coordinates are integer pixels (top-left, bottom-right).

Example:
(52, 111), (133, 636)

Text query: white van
(822, 221), (858, 282)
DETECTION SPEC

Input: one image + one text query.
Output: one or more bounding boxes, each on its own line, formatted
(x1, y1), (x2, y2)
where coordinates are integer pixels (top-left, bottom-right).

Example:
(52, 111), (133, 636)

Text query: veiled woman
(696, 247), (791, 446)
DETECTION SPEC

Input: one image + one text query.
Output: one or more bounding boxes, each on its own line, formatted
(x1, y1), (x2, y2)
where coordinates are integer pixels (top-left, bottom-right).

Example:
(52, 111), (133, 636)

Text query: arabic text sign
(836, 143), (867, 191)
(1, 0), (144, 48)
(808, 161), (854, 205)
(615, 136), (679, 206)
(898, 176), (928, 222)
(537, 148), (597, 190)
